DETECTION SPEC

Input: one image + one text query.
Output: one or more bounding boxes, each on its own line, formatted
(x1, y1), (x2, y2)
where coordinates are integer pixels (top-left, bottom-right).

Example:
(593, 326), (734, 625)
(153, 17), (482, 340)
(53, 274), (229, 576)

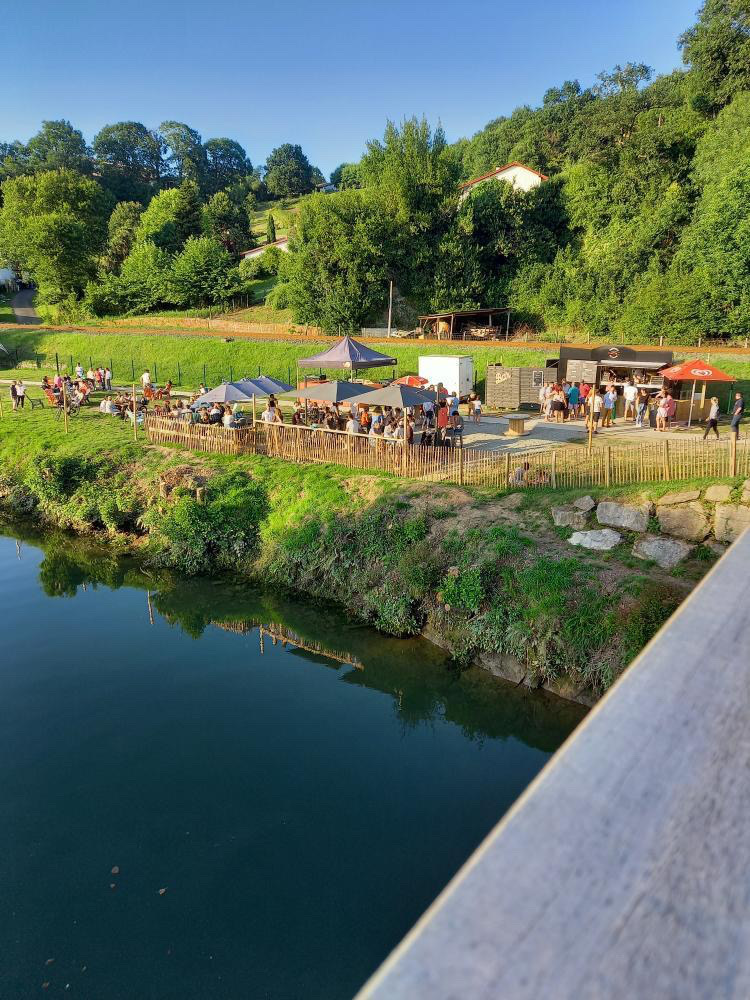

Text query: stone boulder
(654, 490), (701, 506)
(569, 528), (622, 551)
(714, 504), (750, 543)
(704, 484), (732, 503)
(551, 506), (588, 530)
(596, 501), (649, 533)
(633, 536), (692, 569)
(572, 495), (596, 512)
(656, 502), (710, 542)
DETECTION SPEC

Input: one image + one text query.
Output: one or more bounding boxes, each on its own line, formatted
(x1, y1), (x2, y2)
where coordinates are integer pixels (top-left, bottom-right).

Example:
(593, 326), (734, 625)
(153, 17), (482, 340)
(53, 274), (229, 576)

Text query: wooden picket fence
(144, 415), (750, 489)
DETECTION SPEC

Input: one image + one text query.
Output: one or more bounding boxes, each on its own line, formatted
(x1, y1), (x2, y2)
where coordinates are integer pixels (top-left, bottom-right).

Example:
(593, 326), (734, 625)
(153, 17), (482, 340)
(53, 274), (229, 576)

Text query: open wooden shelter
(418, 308), (511, 341)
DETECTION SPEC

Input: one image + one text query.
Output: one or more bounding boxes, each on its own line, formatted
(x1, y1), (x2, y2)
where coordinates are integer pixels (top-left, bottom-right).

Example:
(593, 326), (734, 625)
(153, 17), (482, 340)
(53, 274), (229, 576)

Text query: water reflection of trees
(25, 531), (586, 750)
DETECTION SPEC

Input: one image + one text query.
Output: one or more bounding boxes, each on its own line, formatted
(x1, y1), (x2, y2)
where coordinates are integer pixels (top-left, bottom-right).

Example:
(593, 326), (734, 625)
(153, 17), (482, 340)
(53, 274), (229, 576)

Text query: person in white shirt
(141, 370), (151, 389)
(623, 380), (638, 421)
(104, 367), (112, 390)
(345, 414), (359, 434)
(261, 402), (279, 423)
(15, 380), (25, 408)
(75, 363), (84, 379)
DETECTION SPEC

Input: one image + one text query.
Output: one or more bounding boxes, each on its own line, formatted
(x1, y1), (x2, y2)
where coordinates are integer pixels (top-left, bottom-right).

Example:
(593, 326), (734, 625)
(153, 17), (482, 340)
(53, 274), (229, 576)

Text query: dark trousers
(703, 419), (719, 440)
(17, 395), (24, 408)
(731, 419), (741, 437)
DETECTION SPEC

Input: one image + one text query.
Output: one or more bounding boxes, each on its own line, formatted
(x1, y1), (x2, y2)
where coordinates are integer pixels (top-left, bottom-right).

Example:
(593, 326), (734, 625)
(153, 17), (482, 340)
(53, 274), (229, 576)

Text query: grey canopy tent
(191, 382), (259, 408)
(240, 375), (293, 394)
(297, 336), (397, 381)
(282, 381), (373, 404)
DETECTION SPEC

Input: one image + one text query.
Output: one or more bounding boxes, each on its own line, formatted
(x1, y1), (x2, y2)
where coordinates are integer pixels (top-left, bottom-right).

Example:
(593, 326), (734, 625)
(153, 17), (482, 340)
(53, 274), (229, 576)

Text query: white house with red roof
(458, 161), (548, 201)
(240, 237), (290, 260)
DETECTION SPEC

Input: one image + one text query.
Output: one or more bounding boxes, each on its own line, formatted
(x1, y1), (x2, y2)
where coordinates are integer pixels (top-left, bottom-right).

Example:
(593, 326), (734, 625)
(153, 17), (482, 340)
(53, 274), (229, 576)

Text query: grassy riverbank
(0, 405), (735, 703)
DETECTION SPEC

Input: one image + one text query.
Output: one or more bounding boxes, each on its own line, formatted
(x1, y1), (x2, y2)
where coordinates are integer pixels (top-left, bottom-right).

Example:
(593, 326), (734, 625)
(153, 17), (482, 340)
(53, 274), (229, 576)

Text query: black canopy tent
(296, 335), (397, 386)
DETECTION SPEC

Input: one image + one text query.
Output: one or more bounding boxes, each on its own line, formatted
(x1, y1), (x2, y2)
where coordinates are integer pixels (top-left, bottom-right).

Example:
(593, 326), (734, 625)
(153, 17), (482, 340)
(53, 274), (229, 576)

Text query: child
(472, 397), (482, 423)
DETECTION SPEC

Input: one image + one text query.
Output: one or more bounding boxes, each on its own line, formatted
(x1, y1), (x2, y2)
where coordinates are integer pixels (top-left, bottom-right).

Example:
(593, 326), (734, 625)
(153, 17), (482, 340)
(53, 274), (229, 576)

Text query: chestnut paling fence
(143, 416), (750, 489)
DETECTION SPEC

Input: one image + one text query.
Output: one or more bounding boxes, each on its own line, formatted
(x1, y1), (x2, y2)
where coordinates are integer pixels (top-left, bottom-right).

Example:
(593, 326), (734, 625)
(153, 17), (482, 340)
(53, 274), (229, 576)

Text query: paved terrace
(359, 528), (750, 1000)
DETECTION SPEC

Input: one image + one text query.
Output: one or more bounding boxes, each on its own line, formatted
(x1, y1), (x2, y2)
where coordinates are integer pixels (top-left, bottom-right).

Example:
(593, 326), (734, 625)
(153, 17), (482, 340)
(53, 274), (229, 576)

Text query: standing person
(623, 380), (638, 421)
(447, 391), (459, 417)
(104, 366), (112, 391)
(579, 381), (590, 419)
(10, 381), (18, 410)
(75, 362), (84, 380)
(664, 392), (677, 430)
(602, 385), (617, 427)
(731, 391), (745, 438)
(538, 384), (547, 415)
(636, 388), (650, 428)
(345, 411), (360, 435)
(656, 393), (669, 432)
(703, 397), (720, 440)
(472, 395), (482, 424)
(588, 388), (603, 434)
(436, 400), (449, 445)
(567, 382), (580, 420)
(15, 379), (25, 409)
(141, 369), (151, 390)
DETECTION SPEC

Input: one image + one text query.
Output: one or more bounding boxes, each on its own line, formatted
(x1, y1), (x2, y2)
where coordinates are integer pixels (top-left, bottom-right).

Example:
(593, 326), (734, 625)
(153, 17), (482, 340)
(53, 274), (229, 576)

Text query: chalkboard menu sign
(566, 360), (598, 383)
(531, 370), (545, 387)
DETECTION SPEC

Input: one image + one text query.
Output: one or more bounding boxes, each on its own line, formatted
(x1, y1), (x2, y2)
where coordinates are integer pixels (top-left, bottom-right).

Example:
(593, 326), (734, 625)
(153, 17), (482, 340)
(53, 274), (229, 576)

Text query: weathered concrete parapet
(596, 501), (650, 533)
(359, 530), (750, 1000)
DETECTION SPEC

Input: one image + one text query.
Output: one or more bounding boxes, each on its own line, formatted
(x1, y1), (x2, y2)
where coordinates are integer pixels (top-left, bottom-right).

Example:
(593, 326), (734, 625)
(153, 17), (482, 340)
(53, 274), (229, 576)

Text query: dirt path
(11, 289), (40, 324)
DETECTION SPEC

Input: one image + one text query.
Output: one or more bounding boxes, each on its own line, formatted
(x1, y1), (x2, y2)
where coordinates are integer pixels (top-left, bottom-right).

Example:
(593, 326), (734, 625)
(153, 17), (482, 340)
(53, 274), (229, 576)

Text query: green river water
(0, 526), (584, 999)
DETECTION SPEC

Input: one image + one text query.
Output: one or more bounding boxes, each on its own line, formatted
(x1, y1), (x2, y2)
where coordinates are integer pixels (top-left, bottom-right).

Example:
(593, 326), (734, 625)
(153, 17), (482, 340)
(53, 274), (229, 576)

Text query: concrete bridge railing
(358, 529), (750, 1000)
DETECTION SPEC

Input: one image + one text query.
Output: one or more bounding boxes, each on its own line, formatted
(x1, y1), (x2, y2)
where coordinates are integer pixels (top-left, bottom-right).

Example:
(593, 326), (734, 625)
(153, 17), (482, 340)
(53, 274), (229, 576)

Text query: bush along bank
(0, 446), (734, 705)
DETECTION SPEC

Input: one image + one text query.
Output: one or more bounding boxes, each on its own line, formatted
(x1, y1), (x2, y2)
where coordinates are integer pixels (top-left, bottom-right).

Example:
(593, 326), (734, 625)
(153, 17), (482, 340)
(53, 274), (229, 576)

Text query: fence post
(131, 359), (135, 380)
(504, 452), (510, 488)
(55, 353), (60, 375)
(70, 355), (74, 373)
(663, 441), (671, 480)
(659, 335), (664, 347)
(458, 440), (464, 485)
(605, 446), (611, 488)
(551, 450), (557, 489)
(203, 363), (207, 386)
(230, 365), (234, 383)
(177, 361), (182, 386)
(731, 434), (737, 477)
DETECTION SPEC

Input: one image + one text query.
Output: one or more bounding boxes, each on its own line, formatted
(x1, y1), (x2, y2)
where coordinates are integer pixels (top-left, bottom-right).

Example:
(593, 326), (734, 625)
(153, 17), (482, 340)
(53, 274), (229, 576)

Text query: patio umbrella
(353, 384), (437, 409)
(394, 374), (428, 387)
(281, 380), (373, 404)
(659, 359), (734, 427)
(240, 375), (294, 394)
(190, 382), (259, 408)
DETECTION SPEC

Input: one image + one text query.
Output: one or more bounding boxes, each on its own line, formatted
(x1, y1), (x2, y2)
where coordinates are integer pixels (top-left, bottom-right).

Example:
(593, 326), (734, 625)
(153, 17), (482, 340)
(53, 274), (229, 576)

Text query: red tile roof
(459, 161), (549, 190)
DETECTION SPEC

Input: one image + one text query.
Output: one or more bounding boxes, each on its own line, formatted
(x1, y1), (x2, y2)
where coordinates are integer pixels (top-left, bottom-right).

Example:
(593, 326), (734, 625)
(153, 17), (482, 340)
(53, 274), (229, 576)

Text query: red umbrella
(659, 359), (734, 382)
(659, 359), (734, 427)
(394, 374), (428, 387)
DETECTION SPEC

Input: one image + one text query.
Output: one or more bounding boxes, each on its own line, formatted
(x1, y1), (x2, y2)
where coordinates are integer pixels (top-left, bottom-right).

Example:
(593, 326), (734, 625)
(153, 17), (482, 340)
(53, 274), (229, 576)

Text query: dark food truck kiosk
(557, 345), (674, 391)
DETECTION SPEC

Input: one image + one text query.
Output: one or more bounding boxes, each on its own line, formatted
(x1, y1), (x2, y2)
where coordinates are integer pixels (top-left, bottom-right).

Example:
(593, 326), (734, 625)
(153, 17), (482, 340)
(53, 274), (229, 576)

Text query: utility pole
(387, 280), (393, 338)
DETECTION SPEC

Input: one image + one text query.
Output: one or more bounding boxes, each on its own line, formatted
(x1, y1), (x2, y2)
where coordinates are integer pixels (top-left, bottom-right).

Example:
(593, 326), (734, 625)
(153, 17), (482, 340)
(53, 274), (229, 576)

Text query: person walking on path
(703, 397), (720, 440)
(636, 388), (650, 428)
(731, 392), (745, 438)
(15, 380), (25, 409)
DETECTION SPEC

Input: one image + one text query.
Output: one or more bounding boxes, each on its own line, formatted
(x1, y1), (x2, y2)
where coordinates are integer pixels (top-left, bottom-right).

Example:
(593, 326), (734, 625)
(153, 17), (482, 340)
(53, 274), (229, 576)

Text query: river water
(0, 526), (585, 999)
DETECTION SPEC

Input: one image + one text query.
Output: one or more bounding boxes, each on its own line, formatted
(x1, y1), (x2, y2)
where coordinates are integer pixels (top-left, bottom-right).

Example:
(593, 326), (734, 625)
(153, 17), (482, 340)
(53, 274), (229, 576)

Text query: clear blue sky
(7, 0), (699, 177)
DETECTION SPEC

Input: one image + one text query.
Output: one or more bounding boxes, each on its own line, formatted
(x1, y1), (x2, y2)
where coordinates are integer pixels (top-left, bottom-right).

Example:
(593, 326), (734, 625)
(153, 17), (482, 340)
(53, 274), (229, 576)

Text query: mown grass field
(0, 327), (559, 391)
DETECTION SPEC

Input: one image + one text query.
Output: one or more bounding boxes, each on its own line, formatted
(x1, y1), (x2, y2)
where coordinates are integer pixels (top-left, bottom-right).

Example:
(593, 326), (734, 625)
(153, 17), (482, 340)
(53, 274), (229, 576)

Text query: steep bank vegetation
(0, 409), (717, 702)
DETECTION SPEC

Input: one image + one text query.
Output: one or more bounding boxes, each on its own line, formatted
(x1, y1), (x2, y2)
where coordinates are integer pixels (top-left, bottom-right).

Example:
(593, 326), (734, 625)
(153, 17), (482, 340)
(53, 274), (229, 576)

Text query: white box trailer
(418, 356), (474, 400)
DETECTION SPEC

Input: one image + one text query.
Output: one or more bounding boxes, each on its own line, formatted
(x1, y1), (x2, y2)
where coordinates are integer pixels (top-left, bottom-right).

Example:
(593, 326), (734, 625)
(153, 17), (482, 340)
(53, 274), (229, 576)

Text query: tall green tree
(203, 138), (252, 195)
(93, 122), (164, 202)
(202, 191), (252, 254)
(100, 201), (143, 274)
(266, 213), (276, 244)
(159, 121), (207, 185)
(173, 179), (203, 246)
(0, 169), (111, 300)
(264, 144), (314, 197)
(172, 236), (234, 306)
(680, 0), (750, 107)
(283, 189), (396, 331)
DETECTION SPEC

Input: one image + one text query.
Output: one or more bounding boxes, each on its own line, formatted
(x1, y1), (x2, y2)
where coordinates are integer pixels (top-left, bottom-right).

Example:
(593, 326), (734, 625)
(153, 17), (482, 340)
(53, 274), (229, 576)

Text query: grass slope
(0, 327), (555, 391)
(249, 196), (306, 242)
(0, 294), (16, 325)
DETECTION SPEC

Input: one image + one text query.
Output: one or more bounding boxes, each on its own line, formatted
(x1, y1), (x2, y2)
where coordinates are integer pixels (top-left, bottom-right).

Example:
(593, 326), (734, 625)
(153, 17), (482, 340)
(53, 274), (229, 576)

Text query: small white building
(240, 237), (290, 260)
(458, 161), (548, 201)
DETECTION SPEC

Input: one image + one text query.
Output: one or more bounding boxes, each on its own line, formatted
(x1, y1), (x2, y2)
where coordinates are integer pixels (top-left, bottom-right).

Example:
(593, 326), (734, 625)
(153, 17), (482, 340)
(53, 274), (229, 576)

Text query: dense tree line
(0, 119), (324, 316)
(3, 0), (750, 337)
(274, 0), (750, 339)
